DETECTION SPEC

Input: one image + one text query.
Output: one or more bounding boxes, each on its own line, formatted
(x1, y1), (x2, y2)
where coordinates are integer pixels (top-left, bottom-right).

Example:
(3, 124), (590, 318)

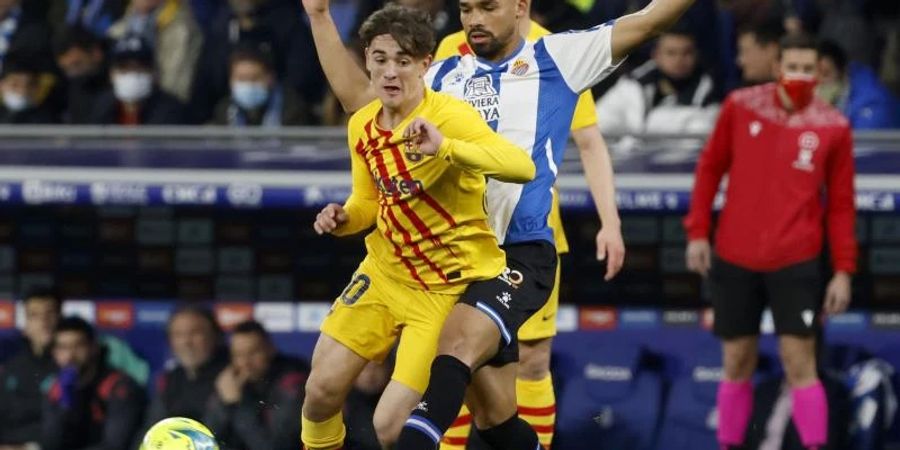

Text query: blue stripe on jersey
(430, 57), (460, 91)
(504, 39), (579, 246)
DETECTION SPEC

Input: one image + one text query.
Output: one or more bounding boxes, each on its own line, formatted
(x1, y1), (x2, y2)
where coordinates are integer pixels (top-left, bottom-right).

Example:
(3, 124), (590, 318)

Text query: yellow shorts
(517, 259), (560, 341)
(320, 257), (458, 393)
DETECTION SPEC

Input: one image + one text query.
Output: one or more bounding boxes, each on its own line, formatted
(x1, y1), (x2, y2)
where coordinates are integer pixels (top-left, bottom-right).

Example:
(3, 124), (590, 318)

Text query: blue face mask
(231, 81), (270, 110)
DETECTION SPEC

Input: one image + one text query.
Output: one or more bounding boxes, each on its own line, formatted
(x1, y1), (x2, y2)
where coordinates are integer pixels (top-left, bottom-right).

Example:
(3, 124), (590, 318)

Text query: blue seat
(555, 341), (663, 450)
(655, 346), (723, 450)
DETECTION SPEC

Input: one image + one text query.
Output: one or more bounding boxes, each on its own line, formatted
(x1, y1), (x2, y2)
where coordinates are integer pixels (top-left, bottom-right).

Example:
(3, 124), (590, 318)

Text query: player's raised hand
(314, 203), (348, 235)
(823, 272), (852, 315)
(404, 118), (444, 156)
(301, 0), (330, 15)
(596, 226), (625, 281)
(686, 239), (712, 277)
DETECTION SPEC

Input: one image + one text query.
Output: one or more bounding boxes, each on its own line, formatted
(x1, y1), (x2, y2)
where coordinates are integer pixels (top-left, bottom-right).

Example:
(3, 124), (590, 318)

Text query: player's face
(460, 0), (526, 61)
(366, 34), (431, 110)
(654, 34), (697, 81)
(168, 313), (217, 371)
(24, 298), (60, 352)
(778, 49), (818, 78)
(53, 331), (95, 372)
(737, 33), (778, 83)
(230, 333), (273, 382)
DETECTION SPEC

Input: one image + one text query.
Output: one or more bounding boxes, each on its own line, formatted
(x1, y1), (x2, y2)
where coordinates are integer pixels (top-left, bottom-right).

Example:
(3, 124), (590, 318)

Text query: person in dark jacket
(88, 34), (185, 125)
(40, 317), (145, 450)
(0, 289), (61, 447)
(0, 56), (59, 124)
(204, 320), (309, 450)
(53, 26), (110, 125)
(0, 0), (54, 72)
(210, 45), (309, 127)
(139, 305), (228, 441)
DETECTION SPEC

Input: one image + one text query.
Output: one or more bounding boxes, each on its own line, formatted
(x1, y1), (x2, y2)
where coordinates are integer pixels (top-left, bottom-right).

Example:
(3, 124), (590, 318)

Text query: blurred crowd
(0, 290), (390, 450)
(0, 0), (898, 129)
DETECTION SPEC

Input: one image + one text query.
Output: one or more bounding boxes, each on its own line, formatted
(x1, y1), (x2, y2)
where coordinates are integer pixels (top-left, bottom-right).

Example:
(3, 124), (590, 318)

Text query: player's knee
(303, 373), (344, 420)
(722, 340), (758, 380)
(517, 339), (552, 381)
(373, 411), (402, 447)
(438, 328), (492, 369)
(779, 342), (817, 386)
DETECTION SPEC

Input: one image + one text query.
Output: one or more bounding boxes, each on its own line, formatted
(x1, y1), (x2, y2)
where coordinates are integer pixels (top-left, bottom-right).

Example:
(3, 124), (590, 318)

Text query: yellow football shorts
(320, 256), (458, 393)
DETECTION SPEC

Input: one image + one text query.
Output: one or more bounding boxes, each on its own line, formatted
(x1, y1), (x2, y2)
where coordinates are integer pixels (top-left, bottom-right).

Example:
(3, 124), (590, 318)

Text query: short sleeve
(539, 22), (622, 94)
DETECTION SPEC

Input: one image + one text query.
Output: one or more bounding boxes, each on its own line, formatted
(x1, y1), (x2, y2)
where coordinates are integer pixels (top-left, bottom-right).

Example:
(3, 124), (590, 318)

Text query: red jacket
(684, 83), (857, 273)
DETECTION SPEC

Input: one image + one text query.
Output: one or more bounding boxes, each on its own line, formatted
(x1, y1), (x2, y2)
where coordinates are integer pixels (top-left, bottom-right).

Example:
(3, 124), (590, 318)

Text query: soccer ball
(140, 417), (219, 450)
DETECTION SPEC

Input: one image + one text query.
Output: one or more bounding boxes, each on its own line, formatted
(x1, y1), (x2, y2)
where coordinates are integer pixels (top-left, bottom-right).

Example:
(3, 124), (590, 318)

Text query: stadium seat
(555, 340), (663, 450)
(654, 346), (723, 450)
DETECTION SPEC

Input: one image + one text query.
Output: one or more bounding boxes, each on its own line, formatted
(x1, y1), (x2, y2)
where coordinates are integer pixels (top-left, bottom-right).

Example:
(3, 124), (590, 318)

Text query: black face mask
(67, 68), (103, 87)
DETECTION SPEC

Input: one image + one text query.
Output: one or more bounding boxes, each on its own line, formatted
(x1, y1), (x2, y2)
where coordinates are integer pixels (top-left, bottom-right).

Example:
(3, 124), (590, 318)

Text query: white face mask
(2, 91), (29, 112)
(112, 72), (153, 103)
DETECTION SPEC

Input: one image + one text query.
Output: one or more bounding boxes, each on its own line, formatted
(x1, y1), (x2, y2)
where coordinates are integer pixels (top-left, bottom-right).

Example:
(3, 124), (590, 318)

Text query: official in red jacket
(683, 34), (857, 450)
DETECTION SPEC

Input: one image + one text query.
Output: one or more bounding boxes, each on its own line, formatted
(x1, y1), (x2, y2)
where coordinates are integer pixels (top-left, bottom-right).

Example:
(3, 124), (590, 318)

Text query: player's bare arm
(611, 0), (696, 63)
(571, 126), (625, 280)
(302, 0), (376, 112)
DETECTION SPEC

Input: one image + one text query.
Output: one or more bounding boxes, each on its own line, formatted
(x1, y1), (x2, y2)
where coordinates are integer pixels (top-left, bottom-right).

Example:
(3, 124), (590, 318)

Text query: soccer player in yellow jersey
(301, 5), (535, 450)
(433, 10), (625, 450)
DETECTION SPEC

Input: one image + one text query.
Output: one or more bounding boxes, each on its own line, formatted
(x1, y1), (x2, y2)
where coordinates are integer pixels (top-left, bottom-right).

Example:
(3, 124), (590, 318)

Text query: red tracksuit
(684, 82), (857, 273)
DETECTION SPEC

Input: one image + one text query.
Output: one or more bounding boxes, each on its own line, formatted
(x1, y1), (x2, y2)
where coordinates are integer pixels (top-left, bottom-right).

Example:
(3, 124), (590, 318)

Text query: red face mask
(778, 73), (818, 110)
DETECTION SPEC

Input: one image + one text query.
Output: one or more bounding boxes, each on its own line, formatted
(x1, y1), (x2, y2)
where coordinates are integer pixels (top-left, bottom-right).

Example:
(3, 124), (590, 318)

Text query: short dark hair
(23, 287), (62, 312)
(232, 320), (272, 343)
(779, 33), (818, 58)
(229, 44), (275, 74)
(817, 40), (847, 73)
(739, 21), (785, 47)
(660, 22), (696, 42)
(167, 304), (223, 338)
(53, 26), (104, 57)
(358, 4), (435, 59)
(1, 53), (41, 79)
(55, 316), (95, 344)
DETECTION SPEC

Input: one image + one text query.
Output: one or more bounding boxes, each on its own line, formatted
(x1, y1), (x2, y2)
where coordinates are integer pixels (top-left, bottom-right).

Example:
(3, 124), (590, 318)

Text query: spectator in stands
(88, 35), (186, 125)
(736, 22), (783, 85)
(596, 26), (720, 134)
(816, 40), (900, 130)
(141, 305), (228, 435)
(0, 289), (61, 448)
(210, 45), (310, 127)
(204, 320), (309, 450)
(684, 34), (856, 450)
(0, 56), (59, 124)
(192, 0), (324, 123)
(393, 0), (461, 43)
(39, 317), (144, 450)
(54, 27), (110, 124)
(47, 0), (126, 38)
(107, 0), (203, 102)
(0, 0), (54, 72)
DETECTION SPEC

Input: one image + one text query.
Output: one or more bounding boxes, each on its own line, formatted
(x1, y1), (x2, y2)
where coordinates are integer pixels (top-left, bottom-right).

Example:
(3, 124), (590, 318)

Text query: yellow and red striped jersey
(335, 89), (535, 293)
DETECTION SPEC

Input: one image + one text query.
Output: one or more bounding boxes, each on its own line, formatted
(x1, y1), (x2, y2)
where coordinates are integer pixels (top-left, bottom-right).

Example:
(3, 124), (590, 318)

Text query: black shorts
(458, 240), (557, 367)
(709, 256), (825, 339)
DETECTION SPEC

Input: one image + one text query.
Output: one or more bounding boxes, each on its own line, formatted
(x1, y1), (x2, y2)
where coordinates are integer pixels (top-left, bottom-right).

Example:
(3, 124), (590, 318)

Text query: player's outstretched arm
(405, 115), (535, 183)
(302, 0), (376, 112)
(610, 0), (696, 63)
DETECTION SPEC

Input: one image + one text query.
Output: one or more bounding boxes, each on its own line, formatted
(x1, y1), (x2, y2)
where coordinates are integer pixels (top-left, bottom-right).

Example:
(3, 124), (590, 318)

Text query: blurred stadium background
(0, 0), (899, 449)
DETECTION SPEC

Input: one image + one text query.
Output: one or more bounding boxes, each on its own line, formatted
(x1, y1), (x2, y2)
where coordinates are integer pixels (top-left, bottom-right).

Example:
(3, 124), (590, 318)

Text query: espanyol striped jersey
(425, 22), (620, 246)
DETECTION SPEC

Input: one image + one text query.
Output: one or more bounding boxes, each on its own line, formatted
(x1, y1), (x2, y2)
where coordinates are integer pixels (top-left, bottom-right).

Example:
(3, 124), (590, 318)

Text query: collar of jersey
(373, 88), (431, 134)
(474, 38), (526, 70)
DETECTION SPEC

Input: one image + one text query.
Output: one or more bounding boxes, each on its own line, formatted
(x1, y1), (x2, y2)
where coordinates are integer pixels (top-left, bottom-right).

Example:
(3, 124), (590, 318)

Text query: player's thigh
(304, 333), (371, 419)
(517, 258), (560, 342)
(764, 258), (824, 337)
(373, 380), (423, 445)
(465, 363), (519, 429)
(393, 290), (458, 393)
(320, 264), (400, 364)
(709, 256), (766, 339)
